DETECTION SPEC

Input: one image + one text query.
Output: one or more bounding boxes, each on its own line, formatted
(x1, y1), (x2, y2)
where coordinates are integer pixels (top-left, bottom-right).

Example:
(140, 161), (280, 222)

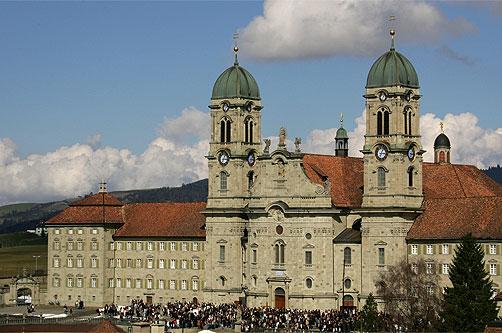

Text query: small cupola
(98, 180), (107, 193)
(335, 114), (349, 157)
(434, 122), (451, 164)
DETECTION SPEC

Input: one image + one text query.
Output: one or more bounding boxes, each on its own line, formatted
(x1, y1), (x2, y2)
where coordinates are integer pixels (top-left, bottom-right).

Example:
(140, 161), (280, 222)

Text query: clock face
(407, 147), (415, 161)
(376, 145), (388, 160)
(222, 102), (229, 112)
(379, 92), (387, 102)
(218, 152), (229, 165)
(247, 152), (256, 166)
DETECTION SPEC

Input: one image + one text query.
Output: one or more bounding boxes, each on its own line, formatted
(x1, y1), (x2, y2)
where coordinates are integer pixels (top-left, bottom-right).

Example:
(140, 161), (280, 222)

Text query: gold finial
(340, 113), (344, 128)
(440, 122), (444, 133)
(389, 16), (396, 49)
(233, 32), (239, 65)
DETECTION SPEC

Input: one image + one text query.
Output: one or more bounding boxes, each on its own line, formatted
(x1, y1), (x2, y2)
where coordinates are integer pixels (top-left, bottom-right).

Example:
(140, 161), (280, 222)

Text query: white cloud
(240, 0), (475, 60)
(0, 107), (209, 205)
(303, 110), (502, 169)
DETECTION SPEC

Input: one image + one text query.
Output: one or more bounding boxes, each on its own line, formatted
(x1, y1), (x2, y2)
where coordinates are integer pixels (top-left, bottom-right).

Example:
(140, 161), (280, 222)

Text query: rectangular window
(147, 278), (153, 289)
(305, 251), (312, 266)
(126, 242), (132, 251)
(441, 244), (448, 254)
(219, 245), (226, 262)
(53, 257), (60, 268)
(126, 278), (131, 288)
(412, 263), (418, 273)
(170, 259), (176, 269)
(54, 242), (60, 250)
(91, 241), (98, 251)
(136, 259), (142, 268)
(91, 277), (97, 288)
(109, 242), (114, 251)
(53, 277), (60, 287)
(426, 245), (433, 255)
(192, 259), (199, 270)
(135, 279), (141, 289)
(159, 242), (165, 251)
(116, 242), (122, 251)
(91, 229), (98, 235)
(127, 259), (132, 268)
(67, 258), (73, 268)
(489, 244), (497, 255)
(442, 263), (449, 275)
(169, 280), (176, 290)
(159, 280), (165, 289)
(108, 258), (114, 268)
(490, 264), (497, 276)
(426, 263), (433, 274)
(136, 242), (142, 251)
(378, 248), (385, 265)
(91, 258), (97, 268)
(181, 280), (187, 290)
(109, 278), (114, 288)
(182, 242), (188, 251)
(170, 242), (176, 251)
(76, 258), (83, 268)
(181, 260), (187, 269)
(411, 245), (418, 255)
(68, 229), (74, 235)
(77, 241), (83, 251)
(116, 278), (121, 288)
(159, 259), (165, 269)
(116, 258), (122, 268)
(76, 277), (83, 288)
(67, 241), (74, 250)
(252, 249), (257, 264)
(147, 258), (153, 269)
(192, 280), (199, 291)
(147, 242), (153, 251)
(67, 277), (73, 288)
(193, 242), (199, 251)
(77, 229), (83, 235)
(55, 229), (60, 235)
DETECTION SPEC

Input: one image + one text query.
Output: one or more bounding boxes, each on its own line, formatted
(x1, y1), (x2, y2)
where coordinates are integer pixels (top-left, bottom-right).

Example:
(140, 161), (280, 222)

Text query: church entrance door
(274, 287), (285, 309)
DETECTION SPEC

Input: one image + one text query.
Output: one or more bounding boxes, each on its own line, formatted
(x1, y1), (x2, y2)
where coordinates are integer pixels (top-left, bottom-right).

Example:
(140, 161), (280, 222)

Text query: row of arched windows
(219, 171), (255, 191)
(219, 118), (255, 143)
(376, 107), (414, 136)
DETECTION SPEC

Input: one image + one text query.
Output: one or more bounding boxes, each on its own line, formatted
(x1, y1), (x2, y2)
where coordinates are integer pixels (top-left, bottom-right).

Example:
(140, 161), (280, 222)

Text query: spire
(389, 16), (396, 50)
(440, 121), (444, 133)
(98, 180), (107, 193)
(233, 32), (239, 66)
(340, 113), (344, 128)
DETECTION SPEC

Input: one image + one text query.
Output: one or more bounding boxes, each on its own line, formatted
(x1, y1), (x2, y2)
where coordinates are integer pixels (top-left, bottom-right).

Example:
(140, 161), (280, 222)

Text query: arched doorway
(274, 287), (285, 309)
(17, 288), (32, 305)
(343, 295), (354, 307)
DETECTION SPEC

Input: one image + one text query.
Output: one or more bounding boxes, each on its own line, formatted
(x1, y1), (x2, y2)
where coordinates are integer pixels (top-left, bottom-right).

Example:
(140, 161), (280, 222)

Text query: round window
(276, 225), (283, 235)
(306, 278), (313, 289)
(305, 233), (312, 240)
(344, 278), (352, 289)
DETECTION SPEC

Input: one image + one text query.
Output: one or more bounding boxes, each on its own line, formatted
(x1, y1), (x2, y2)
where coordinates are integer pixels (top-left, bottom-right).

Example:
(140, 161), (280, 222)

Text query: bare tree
(375, 259), (442, 332)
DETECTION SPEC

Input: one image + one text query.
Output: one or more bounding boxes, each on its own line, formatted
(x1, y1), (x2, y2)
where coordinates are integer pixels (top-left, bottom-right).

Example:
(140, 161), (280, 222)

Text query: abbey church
(45, 33), (501, 311)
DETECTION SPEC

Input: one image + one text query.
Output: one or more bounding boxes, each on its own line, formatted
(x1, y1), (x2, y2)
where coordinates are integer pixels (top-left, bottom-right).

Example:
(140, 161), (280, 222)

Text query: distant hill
(0, 179), (208, 234)
(483, 165), (502, 184)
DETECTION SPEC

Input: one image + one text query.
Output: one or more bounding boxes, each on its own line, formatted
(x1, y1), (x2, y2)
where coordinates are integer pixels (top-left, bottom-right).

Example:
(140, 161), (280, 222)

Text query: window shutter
(497, 264), (500, 276)
(433, 245), (436, 255)
(485, 264), (489, 274)
(485, 244), (489, 255)
(418, 245), (422, 255)
(497, 245), (500, 255)
(189, 260), (193, 269)
(201, 260), (205, 270)
(408, 245), (411, 254)
(448, 244), (451, 254)
(437, 264), (442, 274)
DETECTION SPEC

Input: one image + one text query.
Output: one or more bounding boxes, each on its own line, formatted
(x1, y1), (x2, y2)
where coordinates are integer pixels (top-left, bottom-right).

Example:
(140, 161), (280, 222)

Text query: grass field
(0, 244), (48, 278)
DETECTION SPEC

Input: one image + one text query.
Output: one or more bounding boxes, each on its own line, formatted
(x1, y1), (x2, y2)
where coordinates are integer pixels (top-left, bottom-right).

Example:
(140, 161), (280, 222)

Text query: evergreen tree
(441, 234), (498, 332)
(358, 293), (380, 332)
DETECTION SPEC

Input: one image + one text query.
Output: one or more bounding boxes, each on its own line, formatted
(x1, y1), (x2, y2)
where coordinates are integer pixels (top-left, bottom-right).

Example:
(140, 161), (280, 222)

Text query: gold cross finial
(340, 113), (344, 127)
(389, 16), (396, 49)
(440, 122), (444, 133)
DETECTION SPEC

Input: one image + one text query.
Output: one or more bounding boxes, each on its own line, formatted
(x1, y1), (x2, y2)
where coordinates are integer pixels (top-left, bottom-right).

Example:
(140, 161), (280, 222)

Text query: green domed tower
(335, 114), (349, 157)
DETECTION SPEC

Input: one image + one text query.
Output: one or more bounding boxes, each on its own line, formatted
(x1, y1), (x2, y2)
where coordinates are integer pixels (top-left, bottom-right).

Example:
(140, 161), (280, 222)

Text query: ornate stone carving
(294, 137), (302, 152)
(278, 127), (286, 148)
(264, 139), (271, 153)
(269, 208), (284, 222)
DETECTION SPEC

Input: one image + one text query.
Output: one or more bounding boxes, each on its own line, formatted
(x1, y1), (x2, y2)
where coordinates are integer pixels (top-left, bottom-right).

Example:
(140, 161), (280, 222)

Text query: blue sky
(0, 1), (501, 204)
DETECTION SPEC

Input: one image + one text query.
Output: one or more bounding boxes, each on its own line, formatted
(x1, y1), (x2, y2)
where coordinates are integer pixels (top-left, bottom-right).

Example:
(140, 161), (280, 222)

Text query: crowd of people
(98, 299), (361, 331)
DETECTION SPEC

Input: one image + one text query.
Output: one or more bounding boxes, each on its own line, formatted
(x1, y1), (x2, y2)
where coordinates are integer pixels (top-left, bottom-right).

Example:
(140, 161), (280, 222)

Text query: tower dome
(434, 133), (451, 149)
(211, 51), (260, 100)
(366, 39), (419, 89)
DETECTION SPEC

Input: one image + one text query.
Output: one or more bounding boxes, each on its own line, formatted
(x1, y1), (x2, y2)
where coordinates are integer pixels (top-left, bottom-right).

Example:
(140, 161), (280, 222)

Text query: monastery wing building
(46, 35), (502, 310)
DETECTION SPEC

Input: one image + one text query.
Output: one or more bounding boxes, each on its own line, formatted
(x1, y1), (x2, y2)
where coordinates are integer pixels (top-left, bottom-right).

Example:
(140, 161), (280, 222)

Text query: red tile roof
(88, 320), (125, 333)
(71, 192), (123, 206)
(114, 202), (206, 238)
(46, 206), (123, 225)
(303, 155), (364, 208)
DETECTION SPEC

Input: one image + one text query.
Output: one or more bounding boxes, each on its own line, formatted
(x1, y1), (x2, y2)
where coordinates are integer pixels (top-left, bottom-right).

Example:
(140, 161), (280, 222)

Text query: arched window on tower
(247, 171), (254, 190)
(439, 151), (445, 163)
(384, 110), (390, 135)
(404, 110), (408, 135)
(220, 118), (231, 143)
(377, 111), (383, 135)
(244, 118), (254, 144)
(344, 247), (352, 265)
(377, 167), (386, 187)
(220, 172), (228, 191)
(408, 167), (414, 187)
(408, 110), (412, 135)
